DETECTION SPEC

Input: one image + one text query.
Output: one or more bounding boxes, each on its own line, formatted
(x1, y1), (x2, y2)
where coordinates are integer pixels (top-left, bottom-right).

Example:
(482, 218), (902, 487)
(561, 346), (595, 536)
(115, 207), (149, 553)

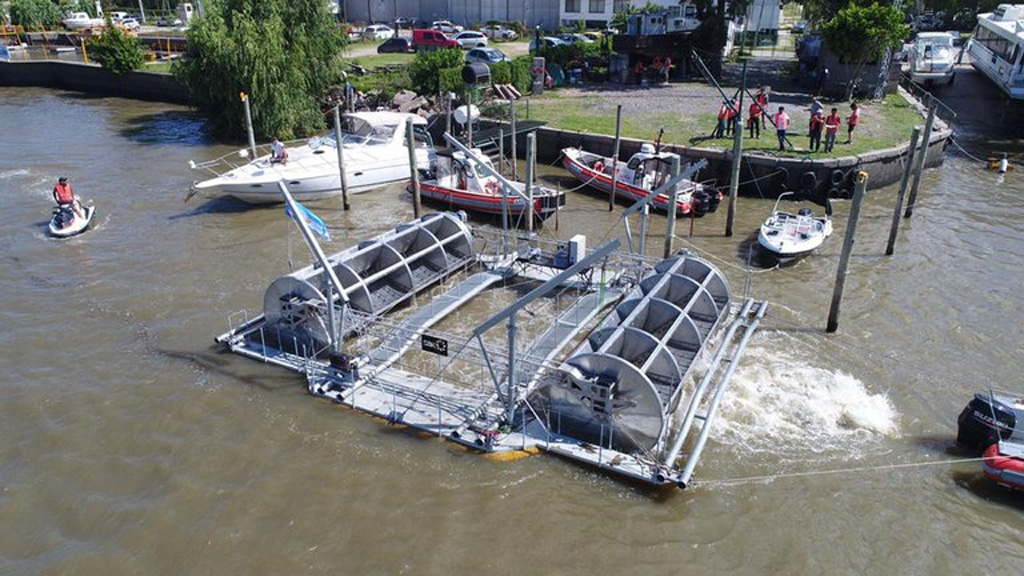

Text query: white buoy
(998, 157), (1008, 174)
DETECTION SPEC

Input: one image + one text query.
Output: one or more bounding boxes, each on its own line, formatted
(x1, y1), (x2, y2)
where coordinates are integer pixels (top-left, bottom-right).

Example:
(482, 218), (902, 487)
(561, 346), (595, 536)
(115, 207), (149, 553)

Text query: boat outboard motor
(957, 394), (1017, 450)
(798, 208), (813, 216)
(692, 188), (712, 215)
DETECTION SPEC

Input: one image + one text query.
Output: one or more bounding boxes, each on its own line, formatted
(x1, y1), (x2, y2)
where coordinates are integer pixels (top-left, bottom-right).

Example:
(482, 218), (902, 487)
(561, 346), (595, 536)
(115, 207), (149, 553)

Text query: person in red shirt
(724, 99), (737, 137)
(845, 102), (860, 144)
(747, 101), (761, 138)
(52, 176), (84, 218)
(713, 101), (728, 138)
(824, 107), (841, 153)
(808, 111), (825, 152)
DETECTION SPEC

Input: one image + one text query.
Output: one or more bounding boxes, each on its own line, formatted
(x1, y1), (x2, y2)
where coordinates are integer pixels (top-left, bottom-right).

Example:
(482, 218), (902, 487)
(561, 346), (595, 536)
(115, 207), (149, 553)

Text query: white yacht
(908, 32), (957, 86)
(966, 4), (1024, 99)
(190, 112), (435, 204)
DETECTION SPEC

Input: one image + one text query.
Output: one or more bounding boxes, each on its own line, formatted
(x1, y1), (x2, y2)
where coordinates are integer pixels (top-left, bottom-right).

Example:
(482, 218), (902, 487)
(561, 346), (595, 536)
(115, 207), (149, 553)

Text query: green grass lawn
(512, 92), (922, 159)
(143, 60), (174, 74)
(347, 52), (416, 68)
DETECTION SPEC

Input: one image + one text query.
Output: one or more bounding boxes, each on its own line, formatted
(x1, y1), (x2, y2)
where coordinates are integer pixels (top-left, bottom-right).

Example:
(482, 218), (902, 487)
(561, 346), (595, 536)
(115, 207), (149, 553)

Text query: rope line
(948, 134), (994, 165)
(697, 455), (998, 488)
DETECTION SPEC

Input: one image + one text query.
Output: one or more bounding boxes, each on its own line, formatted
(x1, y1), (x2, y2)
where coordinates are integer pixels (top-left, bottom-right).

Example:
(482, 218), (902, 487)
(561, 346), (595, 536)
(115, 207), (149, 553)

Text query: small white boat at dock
(757, 192), (833, 261)
(908, 32), (957, 86)
(189, 111), (435, 204)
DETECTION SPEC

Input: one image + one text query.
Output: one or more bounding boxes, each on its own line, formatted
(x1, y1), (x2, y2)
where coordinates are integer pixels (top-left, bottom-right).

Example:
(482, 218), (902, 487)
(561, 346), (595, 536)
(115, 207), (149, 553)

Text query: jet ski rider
(52, 176), (84, 219)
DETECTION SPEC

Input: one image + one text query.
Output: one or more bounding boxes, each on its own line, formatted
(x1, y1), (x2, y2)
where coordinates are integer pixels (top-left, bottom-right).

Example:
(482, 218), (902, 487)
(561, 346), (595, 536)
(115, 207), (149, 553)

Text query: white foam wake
(711, 342), (899, 457)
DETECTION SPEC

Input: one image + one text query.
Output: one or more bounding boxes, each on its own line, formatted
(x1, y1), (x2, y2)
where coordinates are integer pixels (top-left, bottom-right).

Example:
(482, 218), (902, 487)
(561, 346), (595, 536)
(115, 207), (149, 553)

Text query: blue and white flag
(285, 201), (331, 241)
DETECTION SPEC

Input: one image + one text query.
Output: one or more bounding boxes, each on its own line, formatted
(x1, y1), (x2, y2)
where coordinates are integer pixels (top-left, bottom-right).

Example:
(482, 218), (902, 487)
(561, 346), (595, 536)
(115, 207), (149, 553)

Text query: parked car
(393, 17), (413, 30)
(529, 37), (567, 52)
(108, 11), (129, 22)
(792, 20), (808, 34)
(453, 30), (488, 48)
(557, 33), (594, 44)
(362, 24), (396, 41)
(431, 20), (463, 34)
(119, 17), (141, 31)
(466, 47), (509, 64)
(481, 25), (517, 40)
(412, 28), (461, 50)
(156, 16), (181, 27)
(377, 37), (415, 54)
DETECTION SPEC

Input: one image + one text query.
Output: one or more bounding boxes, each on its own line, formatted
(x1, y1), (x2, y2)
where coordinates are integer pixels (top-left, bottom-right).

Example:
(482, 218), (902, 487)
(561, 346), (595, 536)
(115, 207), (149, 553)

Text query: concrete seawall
(0, 60), (188, 104)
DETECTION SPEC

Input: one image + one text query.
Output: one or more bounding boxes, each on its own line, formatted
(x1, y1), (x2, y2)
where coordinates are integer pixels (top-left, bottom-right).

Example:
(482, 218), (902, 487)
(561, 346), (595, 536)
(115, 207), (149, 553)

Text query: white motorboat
(189, 112), (436, 204)
(967, 4), (1024, 100)
(908, 32), (957, 86)
(49, 203), (95, 238)
(562, 144), (722, 216)
(757, 192), (833, 260)
(62, 12), (106, 29)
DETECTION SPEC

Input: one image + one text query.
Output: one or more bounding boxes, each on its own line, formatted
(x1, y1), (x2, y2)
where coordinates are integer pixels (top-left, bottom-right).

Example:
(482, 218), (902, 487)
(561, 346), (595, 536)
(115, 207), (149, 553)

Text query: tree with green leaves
(9, 0), (62, 29)
(88, 17), (144, 74)
(173, 0), (346, 140)
(821, 2), (907, 99)
(407, 48), (464, 96)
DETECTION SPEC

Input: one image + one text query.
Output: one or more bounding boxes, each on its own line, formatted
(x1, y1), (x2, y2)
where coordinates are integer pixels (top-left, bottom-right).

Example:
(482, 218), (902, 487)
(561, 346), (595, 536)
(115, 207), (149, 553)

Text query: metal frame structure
(215, 182), (766, 489)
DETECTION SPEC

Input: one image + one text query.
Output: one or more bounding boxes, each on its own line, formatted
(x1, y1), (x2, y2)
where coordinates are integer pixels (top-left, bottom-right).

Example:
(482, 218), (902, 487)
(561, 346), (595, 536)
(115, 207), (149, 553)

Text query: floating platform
(217, 212), (765, 488)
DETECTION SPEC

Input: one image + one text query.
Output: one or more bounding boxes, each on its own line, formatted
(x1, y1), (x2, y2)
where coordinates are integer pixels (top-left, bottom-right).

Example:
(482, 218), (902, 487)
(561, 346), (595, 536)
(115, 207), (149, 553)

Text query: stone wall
(0, 60), (188, 104)
(483, 120), (949, 199)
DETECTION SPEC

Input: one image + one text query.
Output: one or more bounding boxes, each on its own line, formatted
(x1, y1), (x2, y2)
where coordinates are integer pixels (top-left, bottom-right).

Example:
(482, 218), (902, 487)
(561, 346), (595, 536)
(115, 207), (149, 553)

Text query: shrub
(88, 19), (144, 74)
(407, 48), (464, 95)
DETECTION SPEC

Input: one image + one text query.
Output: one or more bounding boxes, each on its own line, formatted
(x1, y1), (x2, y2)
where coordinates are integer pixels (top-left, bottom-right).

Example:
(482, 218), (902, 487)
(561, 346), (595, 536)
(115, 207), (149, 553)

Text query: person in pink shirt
(774, 106), (790, 151)
(845, 102), (860, 144)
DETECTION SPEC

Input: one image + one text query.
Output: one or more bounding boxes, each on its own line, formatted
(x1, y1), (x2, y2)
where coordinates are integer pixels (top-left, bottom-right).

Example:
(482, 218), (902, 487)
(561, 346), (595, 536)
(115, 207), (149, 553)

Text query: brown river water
(1, 79), (1021, 574)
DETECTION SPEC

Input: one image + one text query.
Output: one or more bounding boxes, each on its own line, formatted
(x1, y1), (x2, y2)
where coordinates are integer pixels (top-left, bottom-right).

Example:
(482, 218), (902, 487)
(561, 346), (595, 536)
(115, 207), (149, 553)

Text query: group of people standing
(634, 56), (672, 86)
(713, 86), (861, 155)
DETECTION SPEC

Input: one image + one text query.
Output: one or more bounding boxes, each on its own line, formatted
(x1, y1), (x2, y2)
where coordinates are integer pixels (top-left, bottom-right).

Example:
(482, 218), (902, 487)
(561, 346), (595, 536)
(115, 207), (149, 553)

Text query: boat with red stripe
(414, 148), (565, 220)
(561, 143), (721, 216)
(957, 390), (1024, 492)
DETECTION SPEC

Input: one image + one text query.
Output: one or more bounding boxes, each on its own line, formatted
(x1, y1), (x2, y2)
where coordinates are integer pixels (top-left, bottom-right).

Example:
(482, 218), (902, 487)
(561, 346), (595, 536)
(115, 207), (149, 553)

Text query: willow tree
(174, 0), (345, 140)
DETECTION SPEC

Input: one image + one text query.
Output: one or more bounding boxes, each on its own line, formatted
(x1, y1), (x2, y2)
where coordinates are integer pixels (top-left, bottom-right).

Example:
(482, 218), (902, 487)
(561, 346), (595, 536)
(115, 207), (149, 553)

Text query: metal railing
(898, 72), (957, 124)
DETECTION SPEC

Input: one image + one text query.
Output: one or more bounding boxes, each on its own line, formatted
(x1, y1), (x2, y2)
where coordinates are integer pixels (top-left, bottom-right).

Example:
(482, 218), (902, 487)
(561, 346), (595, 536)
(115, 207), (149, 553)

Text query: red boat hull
(982, 443), (1024, 491)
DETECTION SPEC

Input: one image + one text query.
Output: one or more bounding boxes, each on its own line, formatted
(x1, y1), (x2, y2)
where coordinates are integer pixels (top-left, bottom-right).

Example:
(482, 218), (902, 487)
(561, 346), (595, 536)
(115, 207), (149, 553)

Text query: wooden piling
(405, 117), (421, 218)
(241, 92), (256, 158)
(904, 104), (936, 219)
(827, 171), (868, 333)
(885, 126), (920, 255)
(609, 104), (622, 212)
(526, 132), (536, 233)
(333, 106), (351, 211)
(726, 61), (747, 237)
(663, 156), (681, 258)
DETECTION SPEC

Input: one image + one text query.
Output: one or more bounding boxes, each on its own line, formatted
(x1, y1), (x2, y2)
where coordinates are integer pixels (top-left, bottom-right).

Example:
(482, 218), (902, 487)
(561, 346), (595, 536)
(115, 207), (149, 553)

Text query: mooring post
(827, 171), (868, 333)
(609, 104), (623, 212)
(241, 92), (256, 158)
(445, 93), (452, 143)
(510, 100), (518, 180)
(498, 128), (505, 175)
(333, 106), (351, 211)
(886, 126), (921, 255)
(505, 313), (518, 424)
(726, 61), (747, 237)
(663, 155), (682, 258)
(405, 117), (421, 218)
(905, 104), (936, 219)
(466, 89), (474, 147)
(526, 132), (536, 233)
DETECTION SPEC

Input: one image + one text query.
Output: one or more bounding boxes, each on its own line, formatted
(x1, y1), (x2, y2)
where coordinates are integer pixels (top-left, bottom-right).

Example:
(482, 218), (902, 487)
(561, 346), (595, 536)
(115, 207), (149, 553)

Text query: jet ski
(48, 203), (95, 238)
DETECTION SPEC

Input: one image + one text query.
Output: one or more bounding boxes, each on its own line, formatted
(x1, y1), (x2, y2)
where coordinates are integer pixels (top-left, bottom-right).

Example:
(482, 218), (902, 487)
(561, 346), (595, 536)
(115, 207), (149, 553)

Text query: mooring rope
(696, 455), (997, 488)
(948, 134), (993, 165)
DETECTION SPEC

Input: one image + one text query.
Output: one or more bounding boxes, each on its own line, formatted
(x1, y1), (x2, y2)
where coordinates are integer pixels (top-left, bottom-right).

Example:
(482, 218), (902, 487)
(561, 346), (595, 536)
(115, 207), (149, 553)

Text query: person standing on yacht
(271, 138), (289, 165)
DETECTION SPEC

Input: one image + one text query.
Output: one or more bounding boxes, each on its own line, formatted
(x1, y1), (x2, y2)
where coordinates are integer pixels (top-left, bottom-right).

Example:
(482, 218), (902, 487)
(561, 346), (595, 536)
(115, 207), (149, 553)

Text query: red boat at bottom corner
(561, 143), (722, 217)
(957, 390), (1024, 492)
(413, 149), (565, 222)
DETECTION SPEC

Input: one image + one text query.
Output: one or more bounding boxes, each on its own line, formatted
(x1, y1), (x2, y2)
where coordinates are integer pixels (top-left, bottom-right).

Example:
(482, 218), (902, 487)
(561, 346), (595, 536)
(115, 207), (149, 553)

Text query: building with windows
(559, 0), (695, 29)
(337, 0), (561, 30)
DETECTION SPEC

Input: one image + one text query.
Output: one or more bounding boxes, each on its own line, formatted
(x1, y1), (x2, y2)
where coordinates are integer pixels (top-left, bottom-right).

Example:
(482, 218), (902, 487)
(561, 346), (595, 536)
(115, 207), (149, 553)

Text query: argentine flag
(285, 201), (331, 241)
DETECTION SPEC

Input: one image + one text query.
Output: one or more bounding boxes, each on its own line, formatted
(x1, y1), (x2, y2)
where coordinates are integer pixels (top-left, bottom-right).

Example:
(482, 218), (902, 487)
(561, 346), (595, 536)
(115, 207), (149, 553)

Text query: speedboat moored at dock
(757, 192), (833, 261)
(958, 390), (1024, 491)
(562, 144), (721, 216)
(189, 111), (435, 204)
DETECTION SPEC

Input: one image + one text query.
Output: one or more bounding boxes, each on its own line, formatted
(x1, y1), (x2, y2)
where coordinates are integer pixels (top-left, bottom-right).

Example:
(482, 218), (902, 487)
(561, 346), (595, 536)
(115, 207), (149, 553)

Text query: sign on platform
(421, 334), (449, 356)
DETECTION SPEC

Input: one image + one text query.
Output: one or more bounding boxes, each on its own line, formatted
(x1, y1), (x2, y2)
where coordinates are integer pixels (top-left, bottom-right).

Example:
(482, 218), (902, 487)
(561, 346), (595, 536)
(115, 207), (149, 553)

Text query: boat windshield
(919, 37), (953, 59)
(326, 117), (400, 147)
